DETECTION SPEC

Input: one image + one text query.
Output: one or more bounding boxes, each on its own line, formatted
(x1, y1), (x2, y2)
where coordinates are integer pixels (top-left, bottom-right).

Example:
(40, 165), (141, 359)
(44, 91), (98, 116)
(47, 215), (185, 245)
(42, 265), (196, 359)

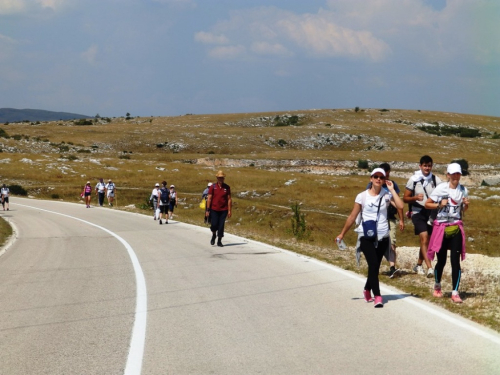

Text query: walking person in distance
(95, 178), (106, 207)
(202, 182), (212, 225)
(157, 181), (170, 225)
(82, 181), (93, 208)
(105, 179), (116, 206)
(1, 184), (10, 211)
(206, 171), (232, 247)
(168, 185), (178, 220)
(150, 183), (160, 220)
(336, 168), (404, 308)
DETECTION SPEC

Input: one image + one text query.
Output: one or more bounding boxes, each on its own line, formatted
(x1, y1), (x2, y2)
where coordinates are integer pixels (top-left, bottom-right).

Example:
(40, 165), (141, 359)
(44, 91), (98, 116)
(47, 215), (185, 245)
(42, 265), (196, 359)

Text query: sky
(0, 0), (499, 118)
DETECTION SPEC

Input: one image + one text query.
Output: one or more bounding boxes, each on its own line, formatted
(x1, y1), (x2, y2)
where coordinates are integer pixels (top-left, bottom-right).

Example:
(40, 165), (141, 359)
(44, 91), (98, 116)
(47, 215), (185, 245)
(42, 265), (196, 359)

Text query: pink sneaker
(374, 296), (384, 308)
(451, 293), (463, 303)
(363, 290), (374, 303)
(433, 288), (443, 298)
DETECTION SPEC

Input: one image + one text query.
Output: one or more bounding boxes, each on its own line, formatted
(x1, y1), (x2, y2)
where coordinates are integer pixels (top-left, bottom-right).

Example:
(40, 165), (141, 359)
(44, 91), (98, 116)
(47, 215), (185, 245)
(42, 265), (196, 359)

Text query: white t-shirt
(429, 182), (468, 223)
(405, 174), (442, 213)
(95, 182), (106, 192)
(355, 190), (390, 239)
(1, 188), (9, 197)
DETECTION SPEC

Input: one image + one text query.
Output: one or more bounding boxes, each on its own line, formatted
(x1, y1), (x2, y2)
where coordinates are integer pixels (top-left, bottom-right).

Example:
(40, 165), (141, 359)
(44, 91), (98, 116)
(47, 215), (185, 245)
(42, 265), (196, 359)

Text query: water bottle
(336, 237), (347, 250)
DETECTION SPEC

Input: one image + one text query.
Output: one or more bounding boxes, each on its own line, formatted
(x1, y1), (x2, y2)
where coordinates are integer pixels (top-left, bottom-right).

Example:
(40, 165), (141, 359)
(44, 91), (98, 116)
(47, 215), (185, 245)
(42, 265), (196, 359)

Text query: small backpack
(160, 187), (169, 204)
(408, 175), (436, 214)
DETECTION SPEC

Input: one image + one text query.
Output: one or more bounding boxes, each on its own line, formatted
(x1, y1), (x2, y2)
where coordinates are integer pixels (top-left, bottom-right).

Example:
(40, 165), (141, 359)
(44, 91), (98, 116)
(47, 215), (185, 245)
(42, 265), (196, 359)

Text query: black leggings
(434, 232), (462, 291)
(360, 237), (389, 297)
(210, 210), (228, 238)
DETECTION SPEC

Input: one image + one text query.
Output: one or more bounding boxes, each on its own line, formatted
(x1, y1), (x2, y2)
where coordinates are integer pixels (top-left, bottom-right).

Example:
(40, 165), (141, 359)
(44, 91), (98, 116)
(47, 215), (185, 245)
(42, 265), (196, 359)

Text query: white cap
(370, 168), (386, 177)
(208, 182), (213, 187)
(447, 163), (462, 175)
(155, 183), (160, 187)
(170, 185), (175, 188)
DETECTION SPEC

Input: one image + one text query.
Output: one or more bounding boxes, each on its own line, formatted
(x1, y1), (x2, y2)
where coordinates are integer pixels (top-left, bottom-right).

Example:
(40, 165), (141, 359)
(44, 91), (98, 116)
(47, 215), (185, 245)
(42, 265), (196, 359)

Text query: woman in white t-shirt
(336, 168), (403, 308)
(425, 163), (470, 303)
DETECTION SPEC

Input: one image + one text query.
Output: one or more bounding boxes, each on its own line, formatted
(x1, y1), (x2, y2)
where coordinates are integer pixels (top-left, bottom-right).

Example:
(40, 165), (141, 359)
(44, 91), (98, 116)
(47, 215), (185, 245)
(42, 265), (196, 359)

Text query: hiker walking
(168, 185), (177, 220)
(403, 155), (442, 278)
(206, 171), (232, 247)
(105, 179), (116, 206)
(378, 163), (405, 278)
(82, 181), (92, 208)
(336, 168), (404, 308)
(150, 183), (160, 220)
(202, 182), (212, 225)
(1, 184), (10, 211)
(425, 163), (469, 303)
(95, 178), (106, 207)
(157, 181), (170, 225)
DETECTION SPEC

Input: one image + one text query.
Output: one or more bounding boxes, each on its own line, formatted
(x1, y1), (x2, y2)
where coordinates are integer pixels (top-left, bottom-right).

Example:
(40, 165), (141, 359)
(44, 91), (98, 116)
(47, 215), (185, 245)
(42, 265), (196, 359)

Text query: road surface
(0, 198), (499, 374)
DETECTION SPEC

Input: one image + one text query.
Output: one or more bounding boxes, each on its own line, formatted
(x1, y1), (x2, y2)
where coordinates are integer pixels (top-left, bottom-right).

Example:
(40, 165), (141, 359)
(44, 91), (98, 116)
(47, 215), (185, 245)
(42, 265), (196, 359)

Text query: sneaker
(159, 220), (162, 225)
(451, 293), (463, 303)
(389, 268), (400, 279)
(165, 221), (168, 224)
(374, 296), (384, 308)
(413, 265), (425, 275)
(433, 286), (443, 298)
(427, 268), (434, 278)
(363, 290), (374, 303)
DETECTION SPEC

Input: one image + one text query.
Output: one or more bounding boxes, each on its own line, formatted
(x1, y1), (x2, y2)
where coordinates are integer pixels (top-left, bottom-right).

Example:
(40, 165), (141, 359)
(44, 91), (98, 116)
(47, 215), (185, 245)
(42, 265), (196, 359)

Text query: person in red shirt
(205, 170), (232, 247)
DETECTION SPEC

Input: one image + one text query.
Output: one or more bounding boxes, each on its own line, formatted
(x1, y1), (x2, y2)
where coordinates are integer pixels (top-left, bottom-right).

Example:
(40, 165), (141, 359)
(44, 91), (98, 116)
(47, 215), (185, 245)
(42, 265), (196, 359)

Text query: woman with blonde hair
(336, 168), (404, 308)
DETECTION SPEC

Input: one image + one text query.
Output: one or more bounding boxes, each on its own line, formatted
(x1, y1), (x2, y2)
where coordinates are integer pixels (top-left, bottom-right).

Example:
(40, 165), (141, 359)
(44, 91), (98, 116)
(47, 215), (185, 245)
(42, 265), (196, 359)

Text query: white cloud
(194, 31), (229, 45)
(196, 6), (390, 61)
(0, 0), (26, 14)
(0, 0), (70, 14)
(0, 33), (16, 43)
(208, 45), (245, 60)
(251, 41), (291, 57)
(81, 44), (98, 65)
(277, 12), (389, 61)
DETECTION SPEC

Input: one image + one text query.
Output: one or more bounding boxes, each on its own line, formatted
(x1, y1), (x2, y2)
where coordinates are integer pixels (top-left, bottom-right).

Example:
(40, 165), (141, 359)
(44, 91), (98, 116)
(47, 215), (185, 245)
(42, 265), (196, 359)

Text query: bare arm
(227, 194), (232, 218)
(336, 202), (361, 241)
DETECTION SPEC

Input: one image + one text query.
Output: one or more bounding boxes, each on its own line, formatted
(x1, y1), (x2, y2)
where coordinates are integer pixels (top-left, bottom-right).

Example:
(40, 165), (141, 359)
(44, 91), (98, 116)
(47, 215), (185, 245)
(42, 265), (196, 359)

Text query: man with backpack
(157, 180), (170, 225)
(105, 179), (116, 207)
(403, 155), (442, 277)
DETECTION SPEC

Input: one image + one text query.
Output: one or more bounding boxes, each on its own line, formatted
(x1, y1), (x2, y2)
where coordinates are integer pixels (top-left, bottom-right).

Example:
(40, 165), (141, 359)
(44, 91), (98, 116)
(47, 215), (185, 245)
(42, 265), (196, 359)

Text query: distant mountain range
(0, 108), (91, 123)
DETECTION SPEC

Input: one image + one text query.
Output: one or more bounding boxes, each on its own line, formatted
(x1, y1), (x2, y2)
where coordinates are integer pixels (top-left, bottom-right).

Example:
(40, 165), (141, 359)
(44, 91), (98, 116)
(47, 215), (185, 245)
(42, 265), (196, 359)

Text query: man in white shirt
(105, 179), (116, 207)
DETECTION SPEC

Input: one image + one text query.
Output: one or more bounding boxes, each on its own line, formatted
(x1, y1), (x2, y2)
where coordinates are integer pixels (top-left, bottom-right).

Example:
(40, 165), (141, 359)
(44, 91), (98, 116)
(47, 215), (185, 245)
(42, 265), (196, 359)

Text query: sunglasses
(372, 175), (385, 180)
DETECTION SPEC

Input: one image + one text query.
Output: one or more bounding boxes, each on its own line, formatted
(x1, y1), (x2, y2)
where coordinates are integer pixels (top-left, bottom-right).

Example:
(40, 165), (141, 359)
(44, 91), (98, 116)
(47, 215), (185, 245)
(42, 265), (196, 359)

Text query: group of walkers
(149, 181), (178, 225)
(81, 179), (116, 208)
(337, 155), (469, 307)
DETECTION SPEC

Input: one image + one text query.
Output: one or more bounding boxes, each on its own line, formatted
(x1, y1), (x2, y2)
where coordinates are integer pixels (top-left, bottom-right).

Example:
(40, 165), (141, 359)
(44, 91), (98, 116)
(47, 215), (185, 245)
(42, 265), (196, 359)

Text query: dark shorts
(159, 205), (168, 214)
(84, 192), (91, 197)
(169, 202), (175, 212)
(411, 211), (432, 235)
(2, 197), (8, 203)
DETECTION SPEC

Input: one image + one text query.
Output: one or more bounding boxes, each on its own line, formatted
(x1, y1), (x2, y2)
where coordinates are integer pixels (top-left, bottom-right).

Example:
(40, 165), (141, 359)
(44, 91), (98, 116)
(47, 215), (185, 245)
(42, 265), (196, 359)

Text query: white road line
(15, 204), (147, 375)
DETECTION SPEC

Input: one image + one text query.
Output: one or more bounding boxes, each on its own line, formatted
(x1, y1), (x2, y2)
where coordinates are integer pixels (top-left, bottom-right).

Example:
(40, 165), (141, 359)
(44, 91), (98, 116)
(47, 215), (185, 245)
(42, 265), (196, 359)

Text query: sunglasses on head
(372, 175), (385, 180)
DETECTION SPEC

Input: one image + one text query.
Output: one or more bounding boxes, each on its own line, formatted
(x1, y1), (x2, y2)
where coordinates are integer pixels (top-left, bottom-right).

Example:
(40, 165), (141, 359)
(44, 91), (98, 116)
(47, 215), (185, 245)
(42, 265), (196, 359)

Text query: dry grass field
(1, 107), (500, 330)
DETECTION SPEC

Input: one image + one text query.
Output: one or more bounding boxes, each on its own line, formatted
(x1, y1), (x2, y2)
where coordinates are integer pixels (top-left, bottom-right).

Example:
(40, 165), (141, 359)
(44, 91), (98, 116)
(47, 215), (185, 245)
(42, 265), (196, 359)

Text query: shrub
(51, 194), (60, 199)
(9, 185), (28, 196)
(277, 139), (287, 147)
(290, 203), (309, 240)
(77, 149), (91, 153)
(74, 119), (93, 126)
(67, 155), (78, 161)
(59, 145), (70, 152)
(355, 107), (360, 113)
(357, 159), (369, 169)
(12, 134), (23, 140)
(0, 128), (9, 138)
(119, 155), (131, 159)
(451, 159), (469, 176)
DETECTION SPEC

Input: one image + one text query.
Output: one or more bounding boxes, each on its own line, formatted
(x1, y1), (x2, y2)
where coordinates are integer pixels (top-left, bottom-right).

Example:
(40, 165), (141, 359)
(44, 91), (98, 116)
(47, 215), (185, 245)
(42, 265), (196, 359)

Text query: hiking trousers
(210, 210), (228, 238)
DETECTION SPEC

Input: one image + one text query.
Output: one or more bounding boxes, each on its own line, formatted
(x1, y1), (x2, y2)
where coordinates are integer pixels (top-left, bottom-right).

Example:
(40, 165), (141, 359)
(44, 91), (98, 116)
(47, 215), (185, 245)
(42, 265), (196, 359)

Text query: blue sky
(1, 0), (499, 118)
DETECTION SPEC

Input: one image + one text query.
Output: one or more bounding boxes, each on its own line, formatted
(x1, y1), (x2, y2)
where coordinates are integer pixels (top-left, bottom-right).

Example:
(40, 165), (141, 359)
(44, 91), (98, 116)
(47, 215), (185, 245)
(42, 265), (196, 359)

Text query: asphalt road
(1, 198), (499, 375)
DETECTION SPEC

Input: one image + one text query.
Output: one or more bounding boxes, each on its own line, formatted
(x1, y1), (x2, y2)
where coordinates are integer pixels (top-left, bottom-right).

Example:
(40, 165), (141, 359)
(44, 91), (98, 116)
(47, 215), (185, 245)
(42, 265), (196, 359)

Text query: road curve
(0, 198), (499, 375)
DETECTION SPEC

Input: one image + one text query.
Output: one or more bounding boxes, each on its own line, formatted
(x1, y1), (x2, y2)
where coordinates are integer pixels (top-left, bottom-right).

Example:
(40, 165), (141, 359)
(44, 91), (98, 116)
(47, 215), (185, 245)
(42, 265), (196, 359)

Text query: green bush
(0, 128), (9, 138)
(119, 155), (131, 159)
(290, 202), (309, 240)
(51, 194), (60, 199)
(74, 119), (93, 126)
(9, 185), (28, 196)
(451, 159), (469, 176)
(357, 159), (369, 169)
